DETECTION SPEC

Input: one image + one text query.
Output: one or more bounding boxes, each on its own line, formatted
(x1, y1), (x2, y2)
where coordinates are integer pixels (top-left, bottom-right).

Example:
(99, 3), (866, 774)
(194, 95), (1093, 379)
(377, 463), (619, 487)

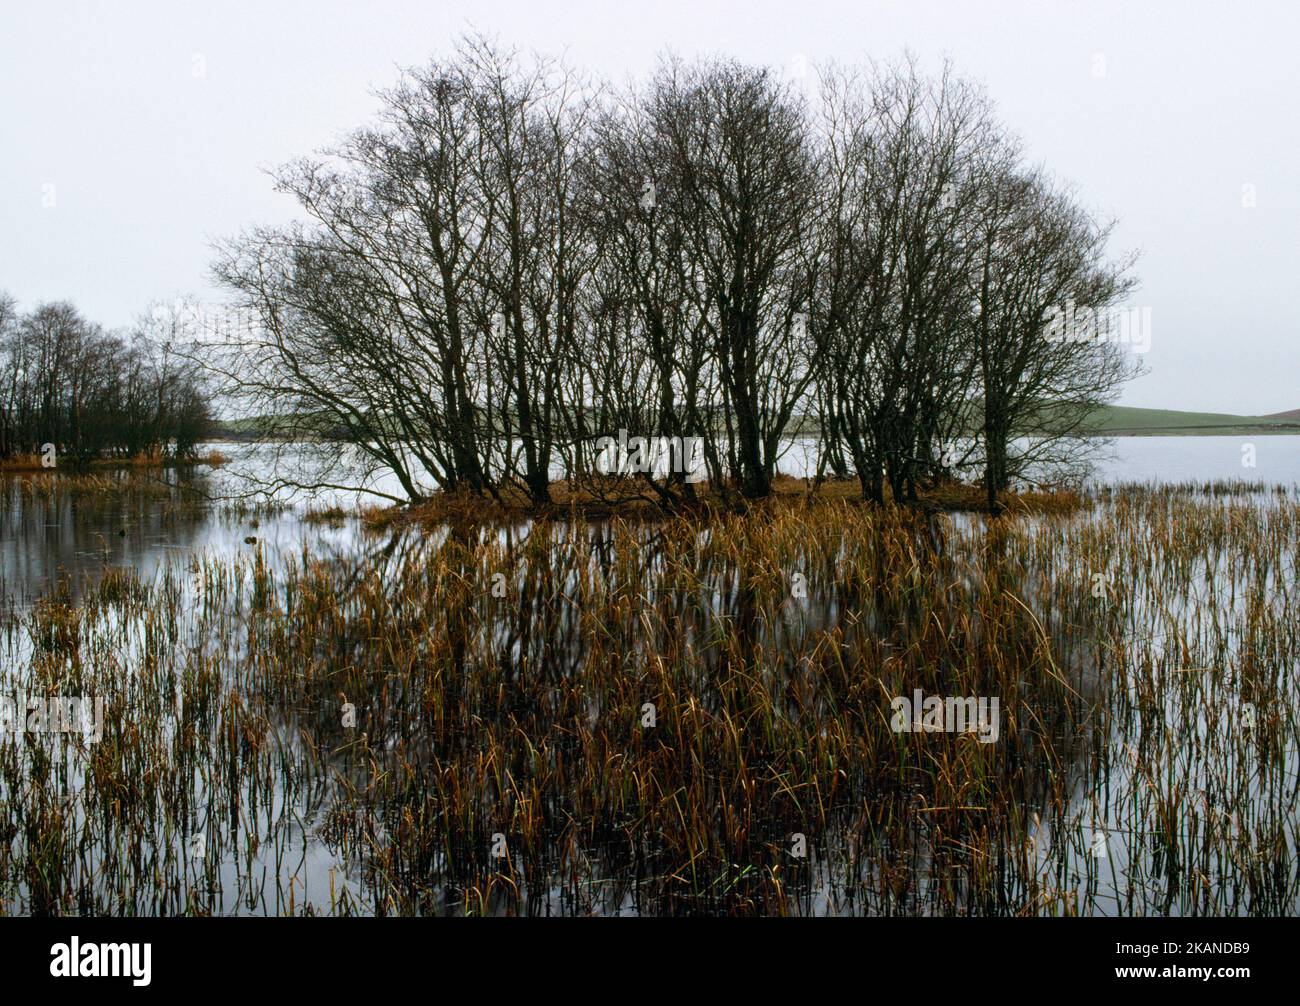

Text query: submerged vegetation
(0, 479), (1295, 915)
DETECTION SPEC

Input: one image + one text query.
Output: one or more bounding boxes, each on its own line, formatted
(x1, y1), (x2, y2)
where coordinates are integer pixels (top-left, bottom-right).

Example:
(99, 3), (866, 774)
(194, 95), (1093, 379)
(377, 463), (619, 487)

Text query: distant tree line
(0, 294), (211, 464)
(212, 36), (1141, 510)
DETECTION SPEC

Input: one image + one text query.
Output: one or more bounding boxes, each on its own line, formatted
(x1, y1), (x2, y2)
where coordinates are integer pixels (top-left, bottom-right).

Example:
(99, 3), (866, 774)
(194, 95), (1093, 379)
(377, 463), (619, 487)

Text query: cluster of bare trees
(212, 37), (1139, 509)
(0, 294), (210, 464)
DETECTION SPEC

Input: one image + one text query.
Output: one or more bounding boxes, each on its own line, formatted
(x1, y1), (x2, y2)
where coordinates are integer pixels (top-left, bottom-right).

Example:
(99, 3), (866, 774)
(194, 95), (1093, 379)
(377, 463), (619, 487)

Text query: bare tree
(645, 56), (818, 499)
(462, 37), (595, 504)
(969, 168), (1140, 511)
(811, 58), (995, 503)
(212, 35), (596, 505)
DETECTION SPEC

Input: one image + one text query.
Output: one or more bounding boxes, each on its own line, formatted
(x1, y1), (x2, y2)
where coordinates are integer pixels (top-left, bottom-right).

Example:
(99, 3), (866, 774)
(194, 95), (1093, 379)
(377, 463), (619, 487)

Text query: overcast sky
(2, 0), (1296, 414)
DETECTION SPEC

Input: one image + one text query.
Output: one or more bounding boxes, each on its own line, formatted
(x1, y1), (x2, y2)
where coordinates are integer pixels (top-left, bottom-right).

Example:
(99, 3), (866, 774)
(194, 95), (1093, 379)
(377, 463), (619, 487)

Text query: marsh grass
(0, 450), (229, 474)
(0, 482), (1295, 915)
(376, 477), (1086, 532)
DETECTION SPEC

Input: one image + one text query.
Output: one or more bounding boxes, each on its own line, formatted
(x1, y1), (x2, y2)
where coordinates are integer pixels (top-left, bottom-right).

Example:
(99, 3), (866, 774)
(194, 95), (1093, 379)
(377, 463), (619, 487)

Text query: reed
(0, 481), (1295, 915)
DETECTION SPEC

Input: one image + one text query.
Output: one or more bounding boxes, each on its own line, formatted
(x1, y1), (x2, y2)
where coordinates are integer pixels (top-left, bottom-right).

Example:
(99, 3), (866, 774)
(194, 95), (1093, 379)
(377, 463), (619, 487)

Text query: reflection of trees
(1, 471), (216, 603)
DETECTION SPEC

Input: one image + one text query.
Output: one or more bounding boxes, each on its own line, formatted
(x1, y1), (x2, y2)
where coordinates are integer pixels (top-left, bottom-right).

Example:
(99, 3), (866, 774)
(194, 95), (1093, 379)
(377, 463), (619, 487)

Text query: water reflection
(0, 469), (216, 604)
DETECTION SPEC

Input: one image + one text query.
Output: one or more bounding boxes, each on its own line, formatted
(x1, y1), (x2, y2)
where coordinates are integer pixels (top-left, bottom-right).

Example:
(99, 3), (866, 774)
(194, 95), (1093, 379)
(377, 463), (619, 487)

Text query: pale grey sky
(2, 0), (1297, 414)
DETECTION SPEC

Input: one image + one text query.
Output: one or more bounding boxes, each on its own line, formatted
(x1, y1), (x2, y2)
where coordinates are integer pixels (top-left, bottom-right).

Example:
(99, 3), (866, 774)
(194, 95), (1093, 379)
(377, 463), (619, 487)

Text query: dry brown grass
(375, 475), (1085, 529)
(0, 448), (228, 473)
(1, 482), (1292, 915)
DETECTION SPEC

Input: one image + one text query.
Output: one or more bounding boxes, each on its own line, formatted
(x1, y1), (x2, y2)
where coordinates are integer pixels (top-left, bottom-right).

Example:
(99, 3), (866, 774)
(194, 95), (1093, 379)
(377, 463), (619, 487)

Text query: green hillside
(1082, 405), (1300, 436)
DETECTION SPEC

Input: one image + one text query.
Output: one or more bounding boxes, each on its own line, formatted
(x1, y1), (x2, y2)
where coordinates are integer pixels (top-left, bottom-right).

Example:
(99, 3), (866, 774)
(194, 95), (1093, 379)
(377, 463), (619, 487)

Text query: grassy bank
(1079, 404), (1300, 436)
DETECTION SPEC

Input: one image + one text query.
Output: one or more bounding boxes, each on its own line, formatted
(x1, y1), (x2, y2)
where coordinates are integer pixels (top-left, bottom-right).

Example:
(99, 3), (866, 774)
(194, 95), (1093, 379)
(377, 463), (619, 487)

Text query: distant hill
(209, 405), (1300, 442)
(1082, 404), (1300, 436)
